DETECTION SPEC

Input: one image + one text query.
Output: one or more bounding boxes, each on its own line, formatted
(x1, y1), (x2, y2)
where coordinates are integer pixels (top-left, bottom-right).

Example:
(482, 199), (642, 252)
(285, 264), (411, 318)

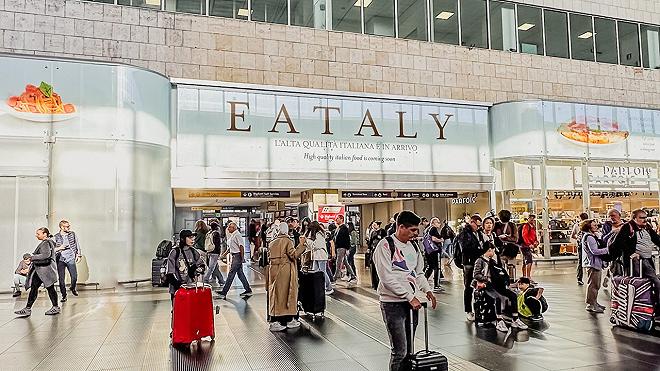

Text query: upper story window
(544, 10), (569, 59)
(516, 5), (543, 55)
(641, 25), (660, 69)
(431, 0), (459, 45)
(460, 0), (487, 49)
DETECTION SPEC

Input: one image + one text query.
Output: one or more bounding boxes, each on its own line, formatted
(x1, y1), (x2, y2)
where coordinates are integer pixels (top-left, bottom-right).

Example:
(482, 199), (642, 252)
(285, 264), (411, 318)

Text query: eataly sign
(226, 101), (454, 140)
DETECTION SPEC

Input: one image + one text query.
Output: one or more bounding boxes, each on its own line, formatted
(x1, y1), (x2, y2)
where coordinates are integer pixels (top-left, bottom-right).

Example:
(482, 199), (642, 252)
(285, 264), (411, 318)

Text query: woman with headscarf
(267, 222), (307, 331)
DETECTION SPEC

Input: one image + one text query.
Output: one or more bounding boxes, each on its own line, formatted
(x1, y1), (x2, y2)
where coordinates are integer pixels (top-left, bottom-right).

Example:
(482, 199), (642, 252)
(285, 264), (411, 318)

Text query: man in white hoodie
(374, 211), (437, 371)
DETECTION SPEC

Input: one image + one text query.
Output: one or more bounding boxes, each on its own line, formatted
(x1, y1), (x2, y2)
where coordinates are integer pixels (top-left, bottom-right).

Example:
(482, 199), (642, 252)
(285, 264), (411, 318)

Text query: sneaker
(60, 296), (67, 303)
(586, 304), (604, 313)
(596, 303), (607, 310)
(531, 315), (544, 322)
(239, 291), (253, 298)
(269, 322), (286, 332)
(325, 289), (334, 295)
(466, 312), (475, 321)
(14, 307), (31, 317)
(286, 319), (301, 329)
(348, 277), (357, 283)
(71, 288), (79, 296)
(12, 291), (21, 298)
(215, 294), (227, 300)
(577, 280), (584, 286)
(45, 306), (61, 315)
(511, 318), (528, 330)
(433, 286), (445, 293)
(496, 320), (509, 332)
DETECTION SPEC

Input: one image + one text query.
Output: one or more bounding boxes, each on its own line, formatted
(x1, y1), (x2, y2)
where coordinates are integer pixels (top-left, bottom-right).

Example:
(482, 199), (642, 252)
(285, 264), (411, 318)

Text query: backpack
(155, 239), (173, 258)
(204, 231), (216, 252)
(453, 234), (464, 269)
(422, 232), (439, 254)
(517, 224), (526, 245)
(173, 247), (201, 281)
(383, 236), (419, 260)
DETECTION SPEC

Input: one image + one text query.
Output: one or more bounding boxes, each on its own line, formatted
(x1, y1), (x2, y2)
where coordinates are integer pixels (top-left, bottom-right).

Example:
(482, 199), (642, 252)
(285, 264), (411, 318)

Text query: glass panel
(459, 0), (487, 48)
(431, 0), (458, 45)
(489, 1), (516, 51)
(569, 14), (594, 61)
(332, 0), (362, 33)
(398, 0), (427, 40)
(0, 177), (16, 289)
(210, 0), (248, 19)
(544, 10), (569, 58)
(117, 0), (161, 9)
(517, 5), (543, 55)
(594, 18), (617, 64)
(291, 0), (327, 29)
(364, 0), (395, 37)
(618, 21), (641, 67)
(166, 0), (206, 14)
(641, 25), (660, 69)
(252, 0), (288, 24)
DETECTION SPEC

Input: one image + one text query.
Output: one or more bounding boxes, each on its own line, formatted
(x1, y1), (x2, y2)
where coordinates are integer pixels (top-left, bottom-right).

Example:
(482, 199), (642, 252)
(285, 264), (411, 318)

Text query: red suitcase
(172, 284), (215, 345)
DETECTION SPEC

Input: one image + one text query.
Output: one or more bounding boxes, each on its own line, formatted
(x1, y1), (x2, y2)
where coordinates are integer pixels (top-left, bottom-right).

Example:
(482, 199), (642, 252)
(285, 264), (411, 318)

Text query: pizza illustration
(557, 116), (629, 145)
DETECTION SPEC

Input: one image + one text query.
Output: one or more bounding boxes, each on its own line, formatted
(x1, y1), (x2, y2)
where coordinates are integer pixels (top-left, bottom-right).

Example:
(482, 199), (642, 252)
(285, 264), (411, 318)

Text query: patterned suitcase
(152, 258), (167, 287)
(473, 289), (498, 327)
(172, 284), (215, 345)
(610, 260), (656, 332)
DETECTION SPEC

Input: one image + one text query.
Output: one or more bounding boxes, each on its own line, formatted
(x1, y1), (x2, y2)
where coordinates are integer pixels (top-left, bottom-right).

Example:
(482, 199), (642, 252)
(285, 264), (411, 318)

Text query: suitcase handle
(629, 258), (643, 278)
(408, 302), (429, 355)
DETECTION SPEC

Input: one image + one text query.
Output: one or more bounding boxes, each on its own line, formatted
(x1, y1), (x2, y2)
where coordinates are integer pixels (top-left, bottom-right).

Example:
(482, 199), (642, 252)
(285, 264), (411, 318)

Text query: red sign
(317, 205), (345, 223)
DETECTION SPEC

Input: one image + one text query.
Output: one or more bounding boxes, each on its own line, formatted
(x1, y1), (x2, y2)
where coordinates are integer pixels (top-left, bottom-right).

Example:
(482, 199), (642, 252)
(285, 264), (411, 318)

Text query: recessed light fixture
(354, 0), (372, 7)
(517, 23), (535, 31)
(145, 0), (160, 5)
(238, 8), (250, 16)
(578, 31), (595, 39)
(436, 11), (455, 20)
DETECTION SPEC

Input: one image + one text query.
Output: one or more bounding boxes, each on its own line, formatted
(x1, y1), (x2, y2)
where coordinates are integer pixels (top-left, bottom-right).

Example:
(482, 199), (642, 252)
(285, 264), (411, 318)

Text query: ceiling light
(517, 23), (535, 31)
(436, 11), (455, 20)
(354, 0), (372, 7)
(578, 31), (595, 39)
(145, 0), (160, 5)
(237, 8), (250, 16)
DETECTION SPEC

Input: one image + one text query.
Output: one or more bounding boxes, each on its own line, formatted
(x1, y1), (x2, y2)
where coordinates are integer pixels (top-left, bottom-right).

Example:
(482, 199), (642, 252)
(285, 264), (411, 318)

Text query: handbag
(32, 240), (55, 267)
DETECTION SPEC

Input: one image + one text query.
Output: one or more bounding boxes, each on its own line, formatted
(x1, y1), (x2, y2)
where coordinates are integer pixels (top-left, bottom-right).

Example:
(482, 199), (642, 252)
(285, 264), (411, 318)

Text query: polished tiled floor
(1, 258), (659, 371)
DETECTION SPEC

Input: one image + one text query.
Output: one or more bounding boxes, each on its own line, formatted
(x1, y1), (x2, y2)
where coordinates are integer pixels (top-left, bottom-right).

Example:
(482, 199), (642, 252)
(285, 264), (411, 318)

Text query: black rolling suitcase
(402, 302), (448, 371)
(473, 289), (498, 327)
(298, 270), (325, 318)
(152, 258), (167, 287)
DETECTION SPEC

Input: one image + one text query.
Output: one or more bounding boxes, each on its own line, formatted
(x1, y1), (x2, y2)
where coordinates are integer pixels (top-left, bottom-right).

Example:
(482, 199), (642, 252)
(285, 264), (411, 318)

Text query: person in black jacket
(203, 222), (226, 287)
(610, 209), (660, 304)
(333, 215), (357, 283)
(456, 215), (484, 321)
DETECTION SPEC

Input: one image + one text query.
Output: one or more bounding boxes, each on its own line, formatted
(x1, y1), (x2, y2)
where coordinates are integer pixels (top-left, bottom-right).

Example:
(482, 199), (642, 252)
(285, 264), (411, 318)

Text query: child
(13, 253), (32, 297)
(516, 277), (548, 321)
(473, 244), (528, 332)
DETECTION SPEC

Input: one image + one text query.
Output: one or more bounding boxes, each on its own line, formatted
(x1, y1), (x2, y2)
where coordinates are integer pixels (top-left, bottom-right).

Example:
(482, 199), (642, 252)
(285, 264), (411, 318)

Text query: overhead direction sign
(241, 191), (291, 198)
(341, 191), (458, 199)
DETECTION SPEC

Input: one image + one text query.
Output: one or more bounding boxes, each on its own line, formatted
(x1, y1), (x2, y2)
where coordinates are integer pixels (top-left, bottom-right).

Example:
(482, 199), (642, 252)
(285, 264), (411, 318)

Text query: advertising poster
(317, 205), (346, 223)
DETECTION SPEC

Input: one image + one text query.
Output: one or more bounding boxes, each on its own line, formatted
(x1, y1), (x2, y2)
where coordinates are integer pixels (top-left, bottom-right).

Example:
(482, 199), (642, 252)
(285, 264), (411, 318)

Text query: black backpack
(155, 239), (173, 258)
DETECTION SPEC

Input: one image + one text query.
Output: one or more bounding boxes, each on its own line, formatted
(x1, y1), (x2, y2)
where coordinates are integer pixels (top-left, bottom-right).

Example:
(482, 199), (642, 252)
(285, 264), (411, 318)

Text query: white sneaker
(466, 312), (475, 321)
(269, 322), (286, 332)
(325, 289), (334, 295)
(496, 320), (509, 332)
(286, 319), (301, 329)
(511, 318), (528, 330)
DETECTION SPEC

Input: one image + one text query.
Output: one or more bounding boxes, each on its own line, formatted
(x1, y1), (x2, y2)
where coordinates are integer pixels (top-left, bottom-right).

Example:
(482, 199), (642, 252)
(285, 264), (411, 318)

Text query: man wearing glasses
(612, 209), (660, 304)
(54, 220), (82, 302)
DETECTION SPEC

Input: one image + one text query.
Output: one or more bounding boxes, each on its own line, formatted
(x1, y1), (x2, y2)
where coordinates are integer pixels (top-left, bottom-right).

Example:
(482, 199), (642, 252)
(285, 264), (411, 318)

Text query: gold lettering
(269, 104), (299, 133)
(313, 106), (341, 135)
(429, 113), (453, 140)
(355, 109), (382, 137)
(396, 111), (417, 139)
(227, 101), (251, 132)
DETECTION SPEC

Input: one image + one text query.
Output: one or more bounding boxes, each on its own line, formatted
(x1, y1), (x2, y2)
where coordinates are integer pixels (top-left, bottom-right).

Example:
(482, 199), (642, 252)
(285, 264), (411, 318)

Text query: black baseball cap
(179, 229), (197, 239)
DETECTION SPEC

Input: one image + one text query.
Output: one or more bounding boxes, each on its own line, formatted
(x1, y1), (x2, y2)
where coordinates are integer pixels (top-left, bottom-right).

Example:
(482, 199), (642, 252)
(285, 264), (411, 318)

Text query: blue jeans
(312, 260), (332, 291)
(219, 253), (251, 295)
(381, 301), (419, 371)
(57, 258), (77, 297)
(203, 253), (225, 285)
(442, 239), (453, 259)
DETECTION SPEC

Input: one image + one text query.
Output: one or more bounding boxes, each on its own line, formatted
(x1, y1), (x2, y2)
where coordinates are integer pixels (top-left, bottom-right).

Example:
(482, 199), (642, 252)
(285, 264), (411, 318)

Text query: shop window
(291, 0), (327, 29)
(544, 10), (569, 58)
(569, 13), (594, 61)
(516, 5), (543, 55)
(489, 1), (516, 51)
(594, 18), (617, 64)
(332, 0), (362, 33)
(431, 0), (458, 45)
(252, 0), (288, 24)
(459, 0), (487, 48)
(398, 0), (428, 41)
(117, 0), (161, 9)
(166, 0), (206, 14)
(618, 21), (641, 67)
(364, 0), (395, 37)
(209, 0), (247, 18)
(641, 25), (660, 69)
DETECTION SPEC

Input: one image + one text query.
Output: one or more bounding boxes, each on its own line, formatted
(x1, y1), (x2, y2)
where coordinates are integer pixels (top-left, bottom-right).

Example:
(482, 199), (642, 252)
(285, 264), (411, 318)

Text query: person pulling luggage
(166, 229), (206, 305)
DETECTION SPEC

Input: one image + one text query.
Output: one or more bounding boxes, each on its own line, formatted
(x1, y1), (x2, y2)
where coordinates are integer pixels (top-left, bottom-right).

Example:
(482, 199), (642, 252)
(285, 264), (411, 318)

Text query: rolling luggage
(473, 289), (498, 327)
(152, 258), (167, 287)
(402, 302), (449, 371)
(610, 259), (656, 332)
(172, 284), (215, 345)
(258, 247), (269, 268)
(298, 270), (325, 318)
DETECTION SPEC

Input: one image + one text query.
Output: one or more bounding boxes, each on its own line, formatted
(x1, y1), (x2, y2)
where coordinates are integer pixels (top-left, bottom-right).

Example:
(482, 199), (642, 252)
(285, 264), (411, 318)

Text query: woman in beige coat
(267, 222), (306, 332)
